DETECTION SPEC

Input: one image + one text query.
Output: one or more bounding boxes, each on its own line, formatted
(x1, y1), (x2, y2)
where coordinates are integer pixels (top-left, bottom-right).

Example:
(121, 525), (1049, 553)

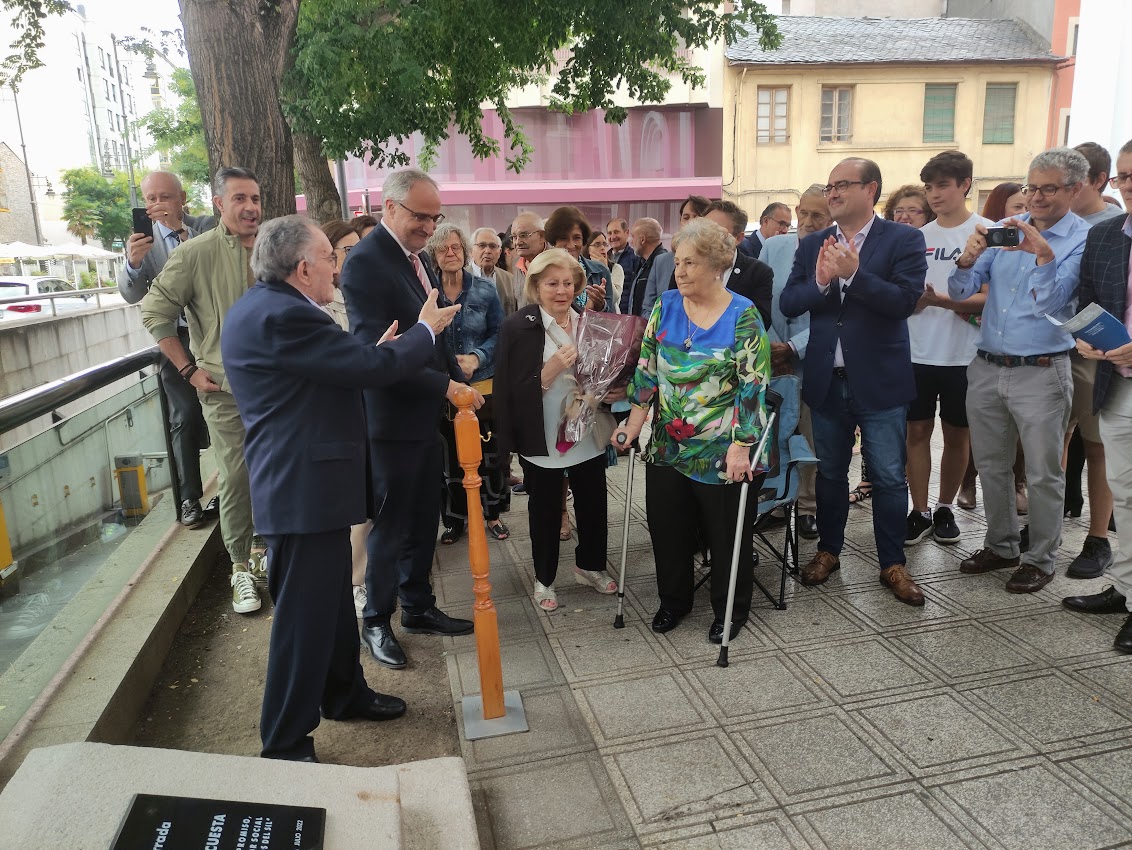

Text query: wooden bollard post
(451, 386), (521, 734)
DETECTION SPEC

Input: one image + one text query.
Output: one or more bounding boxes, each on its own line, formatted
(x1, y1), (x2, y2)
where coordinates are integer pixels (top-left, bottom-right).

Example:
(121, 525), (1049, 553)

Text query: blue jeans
(811, 375), (909, 570)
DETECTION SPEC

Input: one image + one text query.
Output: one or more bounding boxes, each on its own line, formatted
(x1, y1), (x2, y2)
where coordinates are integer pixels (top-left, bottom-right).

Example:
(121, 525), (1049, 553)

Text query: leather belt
(976, 349), (1070, 368)
(832, 367), (849, 379)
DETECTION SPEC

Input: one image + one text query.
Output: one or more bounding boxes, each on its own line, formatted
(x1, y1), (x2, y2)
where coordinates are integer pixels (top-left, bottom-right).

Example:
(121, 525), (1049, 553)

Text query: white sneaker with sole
(573, 568), (617, 594)
(231, 570), (262, 614)
(352, 584), (367, 619)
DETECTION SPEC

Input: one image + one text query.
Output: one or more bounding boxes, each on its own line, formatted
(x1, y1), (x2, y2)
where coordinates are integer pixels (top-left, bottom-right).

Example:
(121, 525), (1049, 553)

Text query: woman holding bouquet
(494, 249), (618, 612)
(612, 218), (771, 643)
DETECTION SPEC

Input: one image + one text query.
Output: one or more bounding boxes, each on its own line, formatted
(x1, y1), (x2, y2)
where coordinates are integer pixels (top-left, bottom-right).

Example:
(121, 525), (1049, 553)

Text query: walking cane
(613, 432), (636, 629)
(717, 412), (777, 668)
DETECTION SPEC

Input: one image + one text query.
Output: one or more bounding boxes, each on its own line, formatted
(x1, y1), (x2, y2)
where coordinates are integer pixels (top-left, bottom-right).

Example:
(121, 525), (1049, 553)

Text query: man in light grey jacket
(118, 170), (215, 528)
(760, 184), (831, 538)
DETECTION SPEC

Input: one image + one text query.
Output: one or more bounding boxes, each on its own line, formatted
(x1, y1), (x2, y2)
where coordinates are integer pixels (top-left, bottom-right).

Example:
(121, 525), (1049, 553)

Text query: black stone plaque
(109, 793), (325, 850)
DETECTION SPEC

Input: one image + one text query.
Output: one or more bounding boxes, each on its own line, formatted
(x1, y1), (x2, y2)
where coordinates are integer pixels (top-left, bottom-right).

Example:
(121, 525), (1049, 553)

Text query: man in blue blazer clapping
(780, 158), (928, 605)
(221, 215), (459, 763)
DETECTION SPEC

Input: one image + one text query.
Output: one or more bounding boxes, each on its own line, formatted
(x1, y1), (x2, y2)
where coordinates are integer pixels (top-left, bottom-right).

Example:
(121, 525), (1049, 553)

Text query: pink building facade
(297, 105), (723, 238)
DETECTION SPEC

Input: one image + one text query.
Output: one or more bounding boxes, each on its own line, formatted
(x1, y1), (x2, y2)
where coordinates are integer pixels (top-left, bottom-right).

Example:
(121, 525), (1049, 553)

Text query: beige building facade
(724, 17), (1061, 218)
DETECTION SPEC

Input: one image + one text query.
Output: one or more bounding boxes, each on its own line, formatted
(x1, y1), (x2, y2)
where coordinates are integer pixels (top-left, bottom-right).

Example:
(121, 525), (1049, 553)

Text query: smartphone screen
(132, 207), (154, 240)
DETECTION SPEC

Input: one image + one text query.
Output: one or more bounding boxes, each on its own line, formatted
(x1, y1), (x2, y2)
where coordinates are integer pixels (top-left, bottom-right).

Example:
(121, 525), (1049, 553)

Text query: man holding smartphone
(947, 148), (1090, 593)
(118, 171), (215, 529)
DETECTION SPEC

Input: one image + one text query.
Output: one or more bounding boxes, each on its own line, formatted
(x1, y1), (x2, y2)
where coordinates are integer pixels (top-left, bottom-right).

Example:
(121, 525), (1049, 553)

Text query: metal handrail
(0, 346), (160, 436)
(0, 285), (123, 307)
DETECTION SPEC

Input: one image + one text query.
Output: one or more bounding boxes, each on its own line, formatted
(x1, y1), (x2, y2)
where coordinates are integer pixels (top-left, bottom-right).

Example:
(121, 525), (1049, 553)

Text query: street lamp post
(10, 86), (44, 245)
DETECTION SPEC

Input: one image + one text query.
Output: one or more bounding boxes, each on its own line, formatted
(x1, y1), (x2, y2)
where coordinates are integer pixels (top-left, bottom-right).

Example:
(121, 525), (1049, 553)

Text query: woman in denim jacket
(427, 223), (508, 544)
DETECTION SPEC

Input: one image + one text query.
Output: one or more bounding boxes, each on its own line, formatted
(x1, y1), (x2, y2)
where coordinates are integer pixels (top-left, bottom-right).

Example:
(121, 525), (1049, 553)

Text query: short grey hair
(382, 167), (438, 205)
(213, 166), (259, 197)
(472, 227), (500, 246)
(1029, 147), (1089, 186)
(426, 222), (471, 266)
(800, 183), (826, 199)
(672, 218), (735, 273)
(141, 170), (184, 193)
(631, 218), (662, 242)
(512, 211), (544, 230)
(250, 215), (320, 282)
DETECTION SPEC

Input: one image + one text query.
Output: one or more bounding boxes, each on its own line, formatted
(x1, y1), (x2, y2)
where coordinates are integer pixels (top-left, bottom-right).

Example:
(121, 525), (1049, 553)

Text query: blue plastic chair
(750, 374), (818, 609)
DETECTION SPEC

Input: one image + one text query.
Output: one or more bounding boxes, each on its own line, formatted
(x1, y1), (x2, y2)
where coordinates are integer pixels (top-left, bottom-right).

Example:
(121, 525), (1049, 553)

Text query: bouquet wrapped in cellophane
(556, 311), (646, 454)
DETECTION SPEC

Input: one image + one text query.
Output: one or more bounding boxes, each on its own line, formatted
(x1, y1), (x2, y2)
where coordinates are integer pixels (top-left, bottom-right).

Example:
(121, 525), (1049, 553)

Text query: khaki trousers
(198, 389), (254, 566)
(1100, 376), (1132, 611)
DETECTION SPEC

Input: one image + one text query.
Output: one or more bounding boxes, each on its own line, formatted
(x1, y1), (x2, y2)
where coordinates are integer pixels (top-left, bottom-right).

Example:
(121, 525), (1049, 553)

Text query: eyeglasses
(771, 218), (791, 229)
(397, 202), (445, 224)
(514, 230), (542, 240)
(1109, 173), (1132, 188)
(334, 244), (353, 256)
(436, 244), (464, 255)
(821, 181), (867, 197)
(1020, 184), (1069, 198)
(473, 242), (500, 250)
(893, 207), (927, 218)
(303, 252), (337, 271)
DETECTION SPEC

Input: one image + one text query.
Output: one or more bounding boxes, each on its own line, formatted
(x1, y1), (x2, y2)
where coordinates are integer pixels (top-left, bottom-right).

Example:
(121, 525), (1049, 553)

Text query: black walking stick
(613, 432), (636, 629)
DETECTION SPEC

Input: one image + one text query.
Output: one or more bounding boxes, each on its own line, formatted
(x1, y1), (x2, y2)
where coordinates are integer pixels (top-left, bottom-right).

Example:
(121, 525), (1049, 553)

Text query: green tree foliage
(137, 67), (210, 195)
(286, 0), (779, 171)
(0, 0), (69, 85)
(60, 166), (131, 247)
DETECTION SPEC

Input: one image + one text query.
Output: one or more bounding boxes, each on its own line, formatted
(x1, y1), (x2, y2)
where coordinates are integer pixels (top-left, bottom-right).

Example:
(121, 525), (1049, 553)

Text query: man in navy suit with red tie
(221, 215), (460, 762)
(780, 157), (928, 605)
(340, 168), (482, 671)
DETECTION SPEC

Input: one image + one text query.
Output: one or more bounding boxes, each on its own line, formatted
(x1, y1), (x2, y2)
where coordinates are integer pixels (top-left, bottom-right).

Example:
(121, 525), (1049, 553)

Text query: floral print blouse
(628, 288), (771, 484)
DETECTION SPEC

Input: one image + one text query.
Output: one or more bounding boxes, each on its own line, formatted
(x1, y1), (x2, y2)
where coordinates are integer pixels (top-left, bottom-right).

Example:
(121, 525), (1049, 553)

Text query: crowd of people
(122, 134), (1132, 762)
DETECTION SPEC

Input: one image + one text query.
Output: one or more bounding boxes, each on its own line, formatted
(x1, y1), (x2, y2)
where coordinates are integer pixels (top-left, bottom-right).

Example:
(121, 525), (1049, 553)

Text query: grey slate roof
(727, 16), (1060, 65)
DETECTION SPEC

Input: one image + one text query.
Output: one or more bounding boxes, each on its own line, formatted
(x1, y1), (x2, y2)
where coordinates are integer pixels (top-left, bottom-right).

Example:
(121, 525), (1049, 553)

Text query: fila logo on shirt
(925, 247), (963, 261)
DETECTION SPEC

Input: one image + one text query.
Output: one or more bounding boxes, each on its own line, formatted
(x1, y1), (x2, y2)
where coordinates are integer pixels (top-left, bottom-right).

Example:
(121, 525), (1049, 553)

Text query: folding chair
(750, 374), (818, 610)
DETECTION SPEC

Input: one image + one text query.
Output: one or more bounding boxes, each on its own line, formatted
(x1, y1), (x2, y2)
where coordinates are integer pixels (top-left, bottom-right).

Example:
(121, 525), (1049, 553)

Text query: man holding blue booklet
(1062, 139), (1132, 652)
(947, 148), (1091, 593)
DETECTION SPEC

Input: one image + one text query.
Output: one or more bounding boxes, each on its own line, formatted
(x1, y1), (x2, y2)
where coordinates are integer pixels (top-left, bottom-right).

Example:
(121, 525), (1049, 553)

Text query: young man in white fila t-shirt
(905, 151), (993, 546)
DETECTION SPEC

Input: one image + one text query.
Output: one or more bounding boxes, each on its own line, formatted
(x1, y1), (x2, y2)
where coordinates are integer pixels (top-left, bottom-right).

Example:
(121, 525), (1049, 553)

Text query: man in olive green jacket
(141, 166), (265, 614)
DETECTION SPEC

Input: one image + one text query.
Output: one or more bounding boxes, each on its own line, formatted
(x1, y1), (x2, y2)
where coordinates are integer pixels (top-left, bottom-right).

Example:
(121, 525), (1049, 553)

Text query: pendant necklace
(684, 315), (698, 350)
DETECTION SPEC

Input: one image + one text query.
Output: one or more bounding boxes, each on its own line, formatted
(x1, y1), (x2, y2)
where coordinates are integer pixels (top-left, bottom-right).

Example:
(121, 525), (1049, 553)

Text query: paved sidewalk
(437, 453), (1132, 850)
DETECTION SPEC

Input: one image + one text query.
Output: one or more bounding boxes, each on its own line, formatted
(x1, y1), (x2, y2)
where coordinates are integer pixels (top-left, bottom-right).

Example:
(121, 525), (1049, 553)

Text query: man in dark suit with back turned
(780, 157), (928, 605)
(340, 168), (479, 670)
(1063, 138), (1132, 651)
(221, 215), (460, 762)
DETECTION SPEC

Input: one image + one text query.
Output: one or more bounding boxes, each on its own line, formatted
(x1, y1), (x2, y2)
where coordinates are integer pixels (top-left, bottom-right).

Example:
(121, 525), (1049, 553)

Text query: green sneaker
(248, 536), (269, 587)
(230, 570), (261, 614)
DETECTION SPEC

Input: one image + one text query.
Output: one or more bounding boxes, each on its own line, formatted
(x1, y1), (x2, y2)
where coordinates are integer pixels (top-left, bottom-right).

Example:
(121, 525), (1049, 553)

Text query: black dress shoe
(349, 693), (407, 722)
(1063, 585), (1128, 614)
(651, 608), (683, 633)
(361, 623), (407, 669)
(401, 606), (474, 636)
(263, 751), (319, 763)
(1115, 613), (1132, 654)
(202, 495), (220, 514)
(180, 499), (204, 527)
(440, 525), (464, 545)
(797, 514), (818, 540)
(708, 618), (745, 644)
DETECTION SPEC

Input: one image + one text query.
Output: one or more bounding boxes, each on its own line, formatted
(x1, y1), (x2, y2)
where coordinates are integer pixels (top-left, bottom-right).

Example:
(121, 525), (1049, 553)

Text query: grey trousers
(797, 402), (817, 515)
(966, 355), (1072, 574)
(1100, 376), (1132, 611)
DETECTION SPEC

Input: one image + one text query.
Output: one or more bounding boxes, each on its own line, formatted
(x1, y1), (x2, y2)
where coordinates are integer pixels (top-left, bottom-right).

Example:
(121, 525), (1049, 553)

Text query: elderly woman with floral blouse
(612, 218), (771, 644)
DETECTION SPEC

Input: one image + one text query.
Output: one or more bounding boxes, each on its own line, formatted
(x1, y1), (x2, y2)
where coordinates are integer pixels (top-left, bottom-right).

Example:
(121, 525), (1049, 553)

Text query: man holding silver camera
(947, 148), (1091, 593)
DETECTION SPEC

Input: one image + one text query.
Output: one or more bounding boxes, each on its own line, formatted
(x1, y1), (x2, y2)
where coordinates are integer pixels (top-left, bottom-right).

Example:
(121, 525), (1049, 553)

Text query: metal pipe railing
(0, 346), (161, 436)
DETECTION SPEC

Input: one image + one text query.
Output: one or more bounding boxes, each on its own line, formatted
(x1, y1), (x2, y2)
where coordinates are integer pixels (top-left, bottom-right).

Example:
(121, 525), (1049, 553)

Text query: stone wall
(0, 142), (38, 245)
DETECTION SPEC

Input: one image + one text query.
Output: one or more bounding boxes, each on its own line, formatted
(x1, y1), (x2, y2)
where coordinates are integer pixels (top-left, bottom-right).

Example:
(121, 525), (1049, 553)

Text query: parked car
(0, 276), (97, 318)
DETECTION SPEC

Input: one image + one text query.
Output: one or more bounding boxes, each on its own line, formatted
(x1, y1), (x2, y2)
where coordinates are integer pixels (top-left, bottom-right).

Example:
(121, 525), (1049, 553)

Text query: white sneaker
(352, 585), (367, 619)
(231, 570), (262, 614)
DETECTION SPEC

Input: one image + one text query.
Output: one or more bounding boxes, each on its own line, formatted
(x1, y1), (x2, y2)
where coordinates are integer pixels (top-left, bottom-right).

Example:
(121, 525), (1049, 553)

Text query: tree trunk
(179, 0), (300, 221)
(294, 133), (343, 224)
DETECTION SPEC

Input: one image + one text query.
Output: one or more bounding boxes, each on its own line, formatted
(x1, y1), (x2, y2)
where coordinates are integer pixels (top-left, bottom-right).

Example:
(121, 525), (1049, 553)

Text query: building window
(103, 79), (109, 98)
(820, 86), (852, 142)
(107, 108), (114, 128)
(982, 83), (1017, 145)
(76, 67), (83, 82)
(757, 87), (790, 144)
(922, 83), (957, 143)
(98, 47), (105, 68)
(1068, 18), (1080, 55)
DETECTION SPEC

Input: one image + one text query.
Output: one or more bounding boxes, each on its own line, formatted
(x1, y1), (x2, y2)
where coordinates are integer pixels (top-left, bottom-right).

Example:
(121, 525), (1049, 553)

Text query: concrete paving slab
(688, 653), (827, 724)
(549, 621), (672, 684)
(450, 637), (566, 697)
(987, 608), (1120, 662)
(892, 621), (1043, 683)
(794, 636), (934, 700)
(799, 789), (976, 850)
(574, 671), (711, 745)
(932, 764), (1130, 850)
